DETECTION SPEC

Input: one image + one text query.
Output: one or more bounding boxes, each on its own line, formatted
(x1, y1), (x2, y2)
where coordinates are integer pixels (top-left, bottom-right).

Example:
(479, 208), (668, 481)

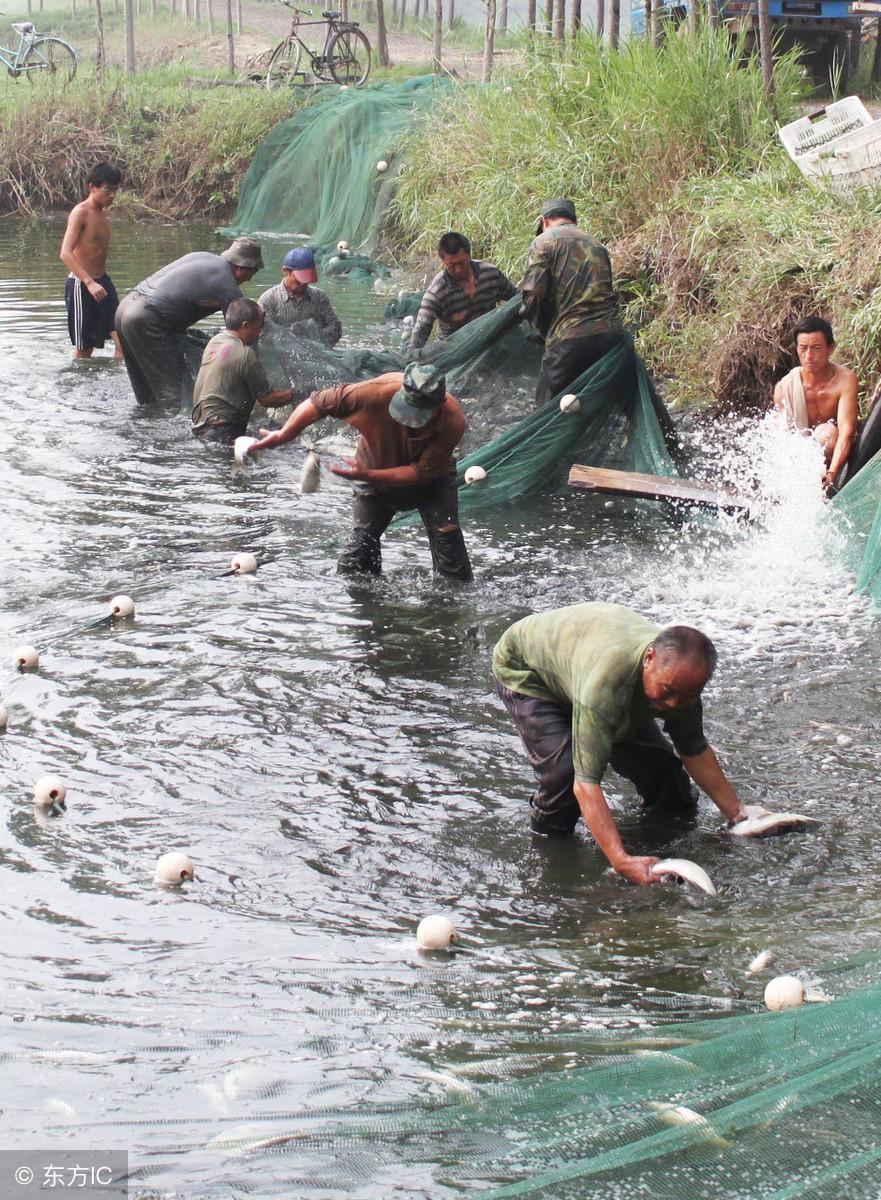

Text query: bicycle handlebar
(279, 1), (314, 13)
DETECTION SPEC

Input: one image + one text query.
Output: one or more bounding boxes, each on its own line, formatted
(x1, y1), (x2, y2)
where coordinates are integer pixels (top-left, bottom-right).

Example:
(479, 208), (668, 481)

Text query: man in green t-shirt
(493, 602), (771, 886)
(191, 298), (295, 444)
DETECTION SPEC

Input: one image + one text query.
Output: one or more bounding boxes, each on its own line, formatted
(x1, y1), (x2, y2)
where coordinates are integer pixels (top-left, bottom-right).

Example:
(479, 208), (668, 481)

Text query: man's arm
(317, 293), (342, 347)
(257, 386), (295, 409)
(574, 780), (659, 886)
(59, 207), (107, 302)
(409, 288), (440, 351)
(251, 398), (321, 451)
(680, 746), (747, 823)
(772, 379), (784, 412)
(826, 371), (859, 488)
(497, 269), (518, 303)
(519, 243), (551, 334)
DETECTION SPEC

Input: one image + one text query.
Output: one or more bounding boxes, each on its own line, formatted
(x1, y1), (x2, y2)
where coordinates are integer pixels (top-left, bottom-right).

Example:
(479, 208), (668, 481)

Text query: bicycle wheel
(23, 37), (77, 85)
(327, 27), (370, 86)
(235, 46), (276, 85)
(265, 37), (302, 90)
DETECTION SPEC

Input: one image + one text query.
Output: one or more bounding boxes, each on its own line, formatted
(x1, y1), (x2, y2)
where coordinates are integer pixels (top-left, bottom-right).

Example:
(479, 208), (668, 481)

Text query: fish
(297, 449), (321, 495)
(651, 858), (717, 896)
(647, 1101), (730, 1147)
(730, 812), (821, 838)
(746, 949), (775, 975)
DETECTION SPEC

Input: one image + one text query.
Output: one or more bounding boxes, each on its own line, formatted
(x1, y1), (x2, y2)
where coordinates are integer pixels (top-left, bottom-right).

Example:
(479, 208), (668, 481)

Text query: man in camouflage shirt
(258, 247), (342, 347)
(521, 198), (625, 408)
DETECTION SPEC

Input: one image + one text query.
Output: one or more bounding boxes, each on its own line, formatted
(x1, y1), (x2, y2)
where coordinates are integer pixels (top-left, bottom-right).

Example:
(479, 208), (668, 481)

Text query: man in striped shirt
(409, 232), (517, 351)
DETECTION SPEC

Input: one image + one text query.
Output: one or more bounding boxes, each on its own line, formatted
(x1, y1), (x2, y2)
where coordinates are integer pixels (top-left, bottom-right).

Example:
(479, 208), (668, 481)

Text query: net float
(230, 552), (258, 575)
(155, 851), (194, 885)
(416, 914), (457, 949)
(764, 975), (805, 1011)
(34, 775), (67, 809)
(109, 594), (135, 618)
(13, 645), (39, 670)
(464, 465), (487, 485)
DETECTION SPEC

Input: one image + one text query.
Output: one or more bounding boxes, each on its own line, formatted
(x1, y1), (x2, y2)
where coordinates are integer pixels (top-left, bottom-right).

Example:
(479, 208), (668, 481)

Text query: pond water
(1, 216), (880, 1197)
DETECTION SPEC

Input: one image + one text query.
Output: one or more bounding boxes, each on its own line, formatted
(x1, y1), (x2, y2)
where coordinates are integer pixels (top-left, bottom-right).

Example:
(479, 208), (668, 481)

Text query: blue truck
(630, 0), (862, 88)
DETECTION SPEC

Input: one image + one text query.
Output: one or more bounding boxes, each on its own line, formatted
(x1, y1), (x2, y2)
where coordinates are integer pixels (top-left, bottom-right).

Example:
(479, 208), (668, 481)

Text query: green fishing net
(829, 447), (881, 603)
(225, 76), (448, 267)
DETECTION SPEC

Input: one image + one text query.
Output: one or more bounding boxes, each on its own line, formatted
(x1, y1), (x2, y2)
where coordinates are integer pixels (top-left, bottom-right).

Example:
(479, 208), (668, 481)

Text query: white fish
(647, 1101), (730, 1147)
(746, 949), (775, 975)
(298, 449), (321, 494)
(730, 812), (821, 838)
(420, 1069), (474, 1096)
(651, 858), (717, 895)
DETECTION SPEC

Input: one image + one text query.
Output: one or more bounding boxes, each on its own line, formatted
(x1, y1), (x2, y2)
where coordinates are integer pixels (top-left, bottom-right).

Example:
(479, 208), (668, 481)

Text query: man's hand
(822, 469), (837, 494)
(329, 456), (369, 482)
(251, 428), (284, 453)
(87, 279), (108, 302)
(611, 854), (660, 886)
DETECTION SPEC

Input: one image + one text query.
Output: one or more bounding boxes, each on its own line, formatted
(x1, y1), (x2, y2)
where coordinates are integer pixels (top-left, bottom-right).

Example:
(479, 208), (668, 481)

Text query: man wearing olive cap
(521, 199), (624, 408)
(250, 363), (473, 582)
(116, 236), (264, 406)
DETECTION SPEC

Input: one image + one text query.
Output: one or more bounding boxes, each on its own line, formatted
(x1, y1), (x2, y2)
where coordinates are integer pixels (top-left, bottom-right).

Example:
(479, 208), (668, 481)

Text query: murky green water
(1, 216), (880, 1197)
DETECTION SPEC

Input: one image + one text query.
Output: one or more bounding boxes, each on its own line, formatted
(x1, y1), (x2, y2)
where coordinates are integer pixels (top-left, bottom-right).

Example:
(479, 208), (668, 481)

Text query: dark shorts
(65, 273), (119, 351)
(193, 422), (243, 445)
(493, 679), (697, 836)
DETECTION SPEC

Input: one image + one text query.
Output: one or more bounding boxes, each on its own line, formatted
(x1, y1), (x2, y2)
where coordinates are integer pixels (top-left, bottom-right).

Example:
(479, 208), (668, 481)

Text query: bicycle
(265, 1), (371, 89)
(0, 13), (77, 84)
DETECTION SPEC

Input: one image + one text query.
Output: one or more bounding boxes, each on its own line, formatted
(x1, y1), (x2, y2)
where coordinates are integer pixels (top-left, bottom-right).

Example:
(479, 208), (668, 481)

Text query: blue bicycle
(0, 13), (77, 84)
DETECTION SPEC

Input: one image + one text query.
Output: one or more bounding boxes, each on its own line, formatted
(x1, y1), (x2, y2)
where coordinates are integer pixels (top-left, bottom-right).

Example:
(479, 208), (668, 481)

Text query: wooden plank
(568, 464), (753, 515)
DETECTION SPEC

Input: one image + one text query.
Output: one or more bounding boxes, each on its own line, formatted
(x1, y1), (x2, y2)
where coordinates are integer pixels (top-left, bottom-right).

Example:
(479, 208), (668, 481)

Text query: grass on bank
(0, 67), (301, 217)
(392, 30), (881, 408)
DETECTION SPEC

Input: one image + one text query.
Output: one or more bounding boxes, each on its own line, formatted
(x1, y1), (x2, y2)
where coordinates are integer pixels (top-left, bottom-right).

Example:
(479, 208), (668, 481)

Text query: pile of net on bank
(224, 76), (449, 281)
(253, 295), (681, 510)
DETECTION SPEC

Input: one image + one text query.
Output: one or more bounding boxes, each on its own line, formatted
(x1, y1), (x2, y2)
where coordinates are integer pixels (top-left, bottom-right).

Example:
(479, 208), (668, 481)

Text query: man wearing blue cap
(249, 363), (472, 582)
(258, 247), (342, 347)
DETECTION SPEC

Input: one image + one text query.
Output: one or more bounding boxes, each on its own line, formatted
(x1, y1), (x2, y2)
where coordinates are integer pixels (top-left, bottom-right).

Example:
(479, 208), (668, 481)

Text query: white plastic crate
(777, 96), (881, 195)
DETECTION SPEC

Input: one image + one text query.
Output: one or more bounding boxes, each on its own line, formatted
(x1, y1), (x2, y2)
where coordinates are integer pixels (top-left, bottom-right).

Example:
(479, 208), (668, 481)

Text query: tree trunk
(609, 0), (618, 46)
(185, 0), (190, 17)
(376, 0), (391, 64)
(399, 0), (406, 28)
(206, 0), (214, 32)
(413, 0), (420, 17)
(757, 0), (773, 103)
(650, 0), (661, 44)
(498, 0), (507, 34)
(341, 0), (348, 17)
(226, 0), (235, 72)
(391, 0), (397, 20)
(432, 0), (442, 66)
(123, 0), (135, 71)
(482, 0), (496, 78)
(448, 0), (454, 30)
(26, 0), (31, 14)
(707, 0), (719, 29)
(95, 0), (105, 81)
(71, 0), (76, 16)
(195, 0), (201, 22)
(595, 0), (604, 41)
(552, 0), (564, 42)
(874, 15), (881, 83)
(569, 0), (581, 40)
(527, 0), (536, 36)
(687, 0), (697, 33)
(236, 0), (242, 32)
(543, 0), (552, 34)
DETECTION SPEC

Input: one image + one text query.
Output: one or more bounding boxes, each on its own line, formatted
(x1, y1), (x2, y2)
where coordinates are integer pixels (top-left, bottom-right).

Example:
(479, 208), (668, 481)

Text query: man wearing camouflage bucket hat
(250, 362), (473, 582)
(116, 236), (264, 406)
(521, 199), (625, 409)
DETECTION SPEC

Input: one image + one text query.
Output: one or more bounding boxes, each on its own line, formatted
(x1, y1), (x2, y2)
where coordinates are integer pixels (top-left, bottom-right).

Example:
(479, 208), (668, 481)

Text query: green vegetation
(0, 69), (300, 216)
(392, 31), (881, 408)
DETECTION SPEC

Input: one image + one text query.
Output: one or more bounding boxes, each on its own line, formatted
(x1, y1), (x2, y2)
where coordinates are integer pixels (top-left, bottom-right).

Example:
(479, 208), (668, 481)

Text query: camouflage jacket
(521, 222), (620, 349)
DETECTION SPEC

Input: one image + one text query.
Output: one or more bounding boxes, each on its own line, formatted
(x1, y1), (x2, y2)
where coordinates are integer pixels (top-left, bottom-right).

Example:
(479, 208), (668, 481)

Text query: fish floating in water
(647, 1101), (730, 1147)
(651, 858), (717, 896)
(746, 949), (775, 974)
(297, 448), (321, 495)
(730, 810), (821, 838)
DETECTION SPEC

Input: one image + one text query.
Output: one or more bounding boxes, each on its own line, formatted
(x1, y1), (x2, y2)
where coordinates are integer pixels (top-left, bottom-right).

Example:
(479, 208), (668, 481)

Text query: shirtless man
(773, 315), (858, 492)
(59, 162), (123, 360)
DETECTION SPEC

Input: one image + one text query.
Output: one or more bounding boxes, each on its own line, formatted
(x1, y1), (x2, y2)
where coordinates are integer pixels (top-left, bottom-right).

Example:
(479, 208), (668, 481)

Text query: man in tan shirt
(773, 315), (858, 492)
(251, 363), (473, 582)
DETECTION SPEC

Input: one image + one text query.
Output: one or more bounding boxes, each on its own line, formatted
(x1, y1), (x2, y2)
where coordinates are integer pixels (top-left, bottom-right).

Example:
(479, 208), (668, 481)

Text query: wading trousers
(494, 679), (698, 836)
(338, 471), (473, 583)
(116, 292), (189, 407)
(534, 329), (626, 409)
